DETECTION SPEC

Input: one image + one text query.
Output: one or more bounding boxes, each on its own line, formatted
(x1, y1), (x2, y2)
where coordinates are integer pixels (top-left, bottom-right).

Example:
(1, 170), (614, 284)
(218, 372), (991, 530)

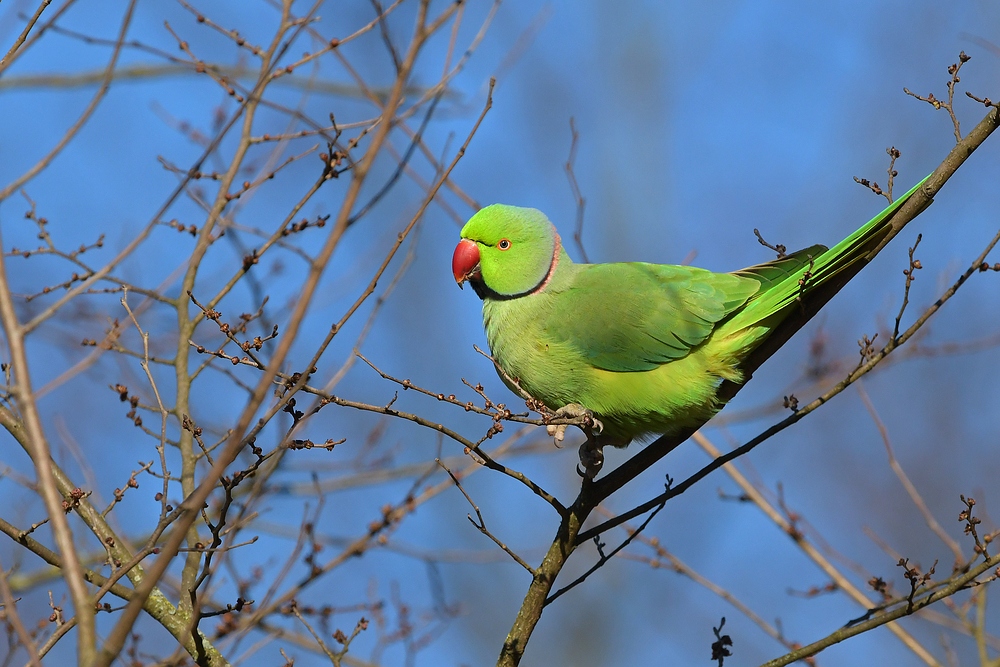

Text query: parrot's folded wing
(542, 263), (760, 372)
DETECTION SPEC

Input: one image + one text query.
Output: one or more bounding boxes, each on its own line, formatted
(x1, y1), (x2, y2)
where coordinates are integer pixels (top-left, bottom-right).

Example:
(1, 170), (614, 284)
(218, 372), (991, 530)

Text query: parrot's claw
(545, 422), (567, 447)
(547, 403), (606, 477)
(550, 403), (604, 435)
(578, 439), (605, 480)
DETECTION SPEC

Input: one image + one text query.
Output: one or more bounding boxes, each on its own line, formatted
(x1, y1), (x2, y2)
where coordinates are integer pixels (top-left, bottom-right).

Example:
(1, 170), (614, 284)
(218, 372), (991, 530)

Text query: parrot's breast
(481, 290), (745, 446)
(482, 292), (588, 407)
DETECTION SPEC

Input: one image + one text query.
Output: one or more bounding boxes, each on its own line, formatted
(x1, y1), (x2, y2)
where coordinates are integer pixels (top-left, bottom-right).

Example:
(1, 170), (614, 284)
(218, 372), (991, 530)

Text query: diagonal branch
(691, 431), (939, 664)
(438, 459), (536, 574)
(0, 217), (101, 663)
(762, 552), (1000, 667)
(0, 0), (53, 76)
(0, 554), (42, 666)
(856, 383), (964, 566)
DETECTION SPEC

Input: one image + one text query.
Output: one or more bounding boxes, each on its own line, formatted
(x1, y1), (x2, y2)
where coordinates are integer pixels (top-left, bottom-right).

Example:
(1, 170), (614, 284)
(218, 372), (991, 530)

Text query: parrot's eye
(497, 238), (511, 251)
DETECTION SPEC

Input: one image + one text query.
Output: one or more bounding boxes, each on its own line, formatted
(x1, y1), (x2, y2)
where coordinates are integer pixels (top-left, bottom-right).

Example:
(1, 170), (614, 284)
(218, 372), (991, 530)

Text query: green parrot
(452, 178), (929, 476)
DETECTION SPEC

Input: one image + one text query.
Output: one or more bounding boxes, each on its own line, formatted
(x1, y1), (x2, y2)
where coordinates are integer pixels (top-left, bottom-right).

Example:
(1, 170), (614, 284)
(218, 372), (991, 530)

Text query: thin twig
(565, 117), (589, 263)
(762, 553), (1000, 667)
(0, 201), (99, 664)
(0, 0), (53, 76)
(904, 51), (971, 144)
(892, 234), (923, 340)
(437, 459), (536, 574)
(856, 383), (964, 567)
(0, 0), (136, 202)
(0, 555), (42, 666)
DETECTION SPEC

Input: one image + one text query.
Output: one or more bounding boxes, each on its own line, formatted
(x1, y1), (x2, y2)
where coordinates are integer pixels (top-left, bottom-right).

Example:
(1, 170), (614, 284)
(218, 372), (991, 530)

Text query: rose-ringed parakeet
(452, 178), (929, 477)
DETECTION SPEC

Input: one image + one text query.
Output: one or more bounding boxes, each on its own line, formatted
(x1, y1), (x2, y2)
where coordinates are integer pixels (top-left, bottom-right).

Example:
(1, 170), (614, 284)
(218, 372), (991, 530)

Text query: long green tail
(728, 175), (931, 335)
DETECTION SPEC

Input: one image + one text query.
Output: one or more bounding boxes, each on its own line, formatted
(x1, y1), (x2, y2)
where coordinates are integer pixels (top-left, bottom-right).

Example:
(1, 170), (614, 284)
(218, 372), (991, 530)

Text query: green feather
(540, 264), (758, 372)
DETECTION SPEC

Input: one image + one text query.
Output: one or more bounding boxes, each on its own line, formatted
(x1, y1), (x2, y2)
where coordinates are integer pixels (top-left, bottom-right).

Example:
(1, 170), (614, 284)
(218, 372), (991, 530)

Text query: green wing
(543, 263), (760, 372)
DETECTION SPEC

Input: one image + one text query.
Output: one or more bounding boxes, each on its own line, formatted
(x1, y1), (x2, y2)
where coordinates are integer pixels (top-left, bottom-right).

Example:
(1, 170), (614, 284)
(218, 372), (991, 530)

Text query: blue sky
(1, 1), (999, 665)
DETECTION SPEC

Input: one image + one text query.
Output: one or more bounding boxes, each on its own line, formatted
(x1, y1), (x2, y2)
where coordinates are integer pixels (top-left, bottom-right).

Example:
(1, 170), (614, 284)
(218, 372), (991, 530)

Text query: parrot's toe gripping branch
(544, 403), (607, 479)
(546, 404), (603, 442)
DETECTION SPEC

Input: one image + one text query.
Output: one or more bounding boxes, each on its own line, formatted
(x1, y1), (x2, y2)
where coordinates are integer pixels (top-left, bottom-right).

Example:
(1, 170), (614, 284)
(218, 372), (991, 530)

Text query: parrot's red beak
(452, 239), (481, 288)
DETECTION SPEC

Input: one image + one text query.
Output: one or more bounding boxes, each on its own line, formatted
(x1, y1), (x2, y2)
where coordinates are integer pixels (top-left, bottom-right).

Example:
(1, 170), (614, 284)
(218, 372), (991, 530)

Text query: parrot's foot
(578, 438), (605, 480)
(545, 403), (604, 444)
(542, 403), (606, 479)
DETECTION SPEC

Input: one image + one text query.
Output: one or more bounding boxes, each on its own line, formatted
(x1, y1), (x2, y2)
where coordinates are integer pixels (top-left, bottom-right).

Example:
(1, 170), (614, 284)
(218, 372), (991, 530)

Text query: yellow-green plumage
(455, 177), (929, 447)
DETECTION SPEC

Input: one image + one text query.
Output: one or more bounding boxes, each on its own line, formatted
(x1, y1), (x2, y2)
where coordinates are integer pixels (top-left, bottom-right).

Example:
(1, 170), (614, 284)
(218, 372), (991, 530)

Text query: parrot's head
(453, 204), (560, 300)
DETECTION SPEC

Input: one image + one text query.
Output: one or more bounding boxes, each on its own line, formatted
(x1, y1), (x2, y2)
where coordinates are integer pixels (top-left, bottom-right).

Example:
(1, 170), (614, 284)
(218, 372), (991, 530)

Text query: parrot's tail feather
(721, 174), (931, 340)
(733, 244), (828, 289)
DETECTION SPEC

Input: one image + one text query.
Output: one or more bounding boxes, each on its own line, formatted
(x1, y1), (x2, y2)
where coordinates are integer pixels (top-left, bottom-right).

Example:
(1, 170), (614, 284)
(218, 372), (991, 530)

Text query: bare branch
(0, 0), (53, 76)
(438, 459), (535, 574)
